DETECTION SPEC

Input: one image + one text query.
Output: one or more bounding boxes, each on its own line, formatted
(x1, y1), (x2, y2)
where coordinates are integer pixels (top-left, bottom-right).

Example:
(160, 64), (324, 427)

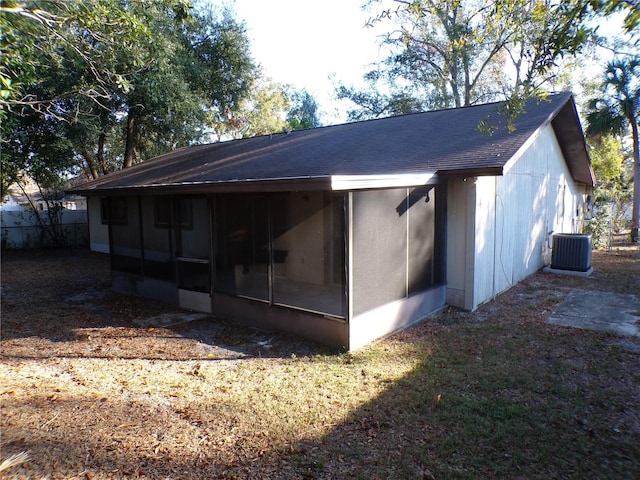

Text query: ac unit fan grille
(551, 234), (592, 272)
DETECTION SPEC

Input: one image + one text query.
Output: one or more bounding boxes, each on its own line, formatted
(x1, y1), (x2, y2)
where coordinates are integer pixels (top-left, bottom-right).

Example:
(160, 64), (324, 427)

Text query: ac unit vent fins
(551, 234), (592, 272)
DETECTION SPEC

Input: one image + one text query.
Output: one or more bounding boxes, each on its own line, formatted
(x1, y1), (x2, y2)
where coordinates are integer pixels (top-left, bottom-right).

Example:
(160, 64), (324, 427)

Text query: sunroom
(73, 92), (593, 350)
(100, 175), (446, 350)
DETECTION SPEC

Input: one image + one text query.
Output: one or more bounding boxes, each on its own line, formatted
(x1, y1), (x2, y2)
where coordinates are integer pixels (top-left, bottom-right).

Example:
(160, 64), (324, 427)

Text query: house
(69, 92), (593, 350)
(2, 177), (89, 249)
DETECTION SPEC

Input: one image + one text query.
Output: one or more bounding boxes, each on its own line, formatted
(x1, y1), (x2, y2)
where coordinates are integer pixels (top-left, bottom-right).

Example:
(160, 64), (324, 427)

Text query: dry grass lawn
(1, 244), (639, 479)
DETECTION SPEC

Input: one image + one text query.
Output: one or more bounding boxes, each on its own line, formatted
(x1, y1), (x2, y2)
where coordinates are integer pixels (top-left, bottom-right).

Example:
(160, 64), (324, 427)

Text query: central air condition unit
(551, 233), (592, 272)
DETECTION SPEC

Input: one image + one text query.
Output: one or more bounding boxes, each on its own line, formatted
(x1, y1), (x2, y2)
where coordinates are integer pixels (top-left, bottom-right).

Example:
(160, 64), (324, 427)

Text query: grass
(1, 246), (639, 479)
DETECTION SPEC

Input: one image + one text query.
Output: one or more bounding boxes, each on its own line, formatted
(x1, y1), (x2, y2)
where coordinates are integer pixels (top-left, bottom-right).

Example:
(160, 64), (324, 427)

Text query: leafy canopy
(586, 57), (640, 241)
(1, 0), (259, 197)
(338, 0), (601, 120)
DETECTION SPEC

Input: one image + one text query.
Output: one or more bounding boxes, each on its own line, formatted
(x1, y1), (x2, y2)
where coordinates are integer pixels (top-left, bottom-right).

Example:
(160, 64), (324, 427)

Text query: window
(101, 197), (128, 225)
(176, 198), (193, 230)
(272, 192), (346, 317)
(215, 196), (269, 301)
(214, 192), (346, 318)
(154, 197), (172, 228)
(110, 197), (141, 274)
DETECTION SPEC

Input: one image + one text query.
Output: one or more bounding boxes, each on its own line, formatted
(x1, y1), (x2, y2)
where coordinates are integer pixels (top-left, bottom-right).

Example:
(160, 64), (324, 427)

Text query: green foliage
(339, 0), (596, 120)
(208, 83), (322, 138)
(245, 80), (292, 136)
(336, 75), (425, 122)
(586, 59), (640, 139)
(286, 90), (321, 130)
(0, 0), (152, 119)
(210, 79), (292, 139)
(1, 0), (258, 185)
(584, 207), (612, 249)
(584, 134), (632, 246)
(1, 109), (80, 245)
(2, 113), (76, 195)
(586, 57), (640, 241)
(589, 134), (624, 184)
(588, 0), (640, 32)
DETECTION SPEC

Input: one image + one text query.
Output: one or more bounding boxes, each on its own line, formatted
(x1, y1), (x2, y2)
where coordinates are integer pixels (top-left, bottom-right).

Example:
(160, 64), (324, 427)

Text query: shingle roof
(70, 92), (593, 195)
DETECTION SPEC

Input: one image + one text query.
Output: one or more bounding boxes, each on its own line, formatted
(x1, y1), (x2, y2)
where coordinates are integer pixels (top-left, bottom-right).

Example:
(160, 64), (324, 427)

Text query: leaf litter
(1, 245), (639, 479)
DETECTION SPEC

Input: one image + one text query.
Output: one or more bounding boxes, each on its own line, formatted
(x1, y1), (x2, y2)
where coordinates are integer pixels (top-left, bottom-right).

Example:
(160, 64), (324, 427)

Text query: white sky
(212, 1), (635, 124)
(226, 0), (389, 123)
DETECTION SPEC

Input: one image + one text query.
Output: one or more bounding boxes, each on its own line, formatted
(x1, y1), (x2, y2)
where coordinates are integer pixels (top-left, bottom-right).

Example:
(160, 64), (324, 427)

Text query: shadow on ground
(1, 248), (333, 361)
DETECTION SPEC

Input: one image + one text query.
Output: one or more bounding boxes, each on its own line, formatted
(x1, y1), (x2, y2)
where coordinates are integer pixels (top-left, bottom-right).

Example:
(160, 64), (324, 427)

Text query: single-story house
(70, 92), (593, 350)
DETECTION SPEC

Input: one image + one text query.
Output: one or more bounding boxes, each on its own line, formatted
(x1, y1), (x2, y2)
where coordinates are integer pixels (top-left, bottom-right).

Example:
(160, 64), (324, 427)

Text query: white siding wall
(88, 196), (109, 253)
(447, 124), (589, 310)
(473, 176), (498, 308)
(446, 178), (474, 309)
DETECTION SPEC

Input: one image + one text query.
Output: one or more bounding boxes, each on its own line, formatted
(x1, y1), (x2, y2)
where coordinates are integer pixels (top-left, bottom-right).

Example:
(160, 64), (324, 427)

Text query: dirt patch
(0, 249), (327, 361)
(1, 245), (639, 479)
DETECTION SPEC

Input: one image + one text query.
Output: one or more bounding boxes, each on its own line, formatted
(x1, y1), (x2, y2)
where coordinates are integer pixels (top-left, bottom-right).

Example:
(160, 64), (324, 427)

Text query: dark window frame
(101, 197), (128, 226)
(154, 197), (172, 228)
(175, 197), (194, 231)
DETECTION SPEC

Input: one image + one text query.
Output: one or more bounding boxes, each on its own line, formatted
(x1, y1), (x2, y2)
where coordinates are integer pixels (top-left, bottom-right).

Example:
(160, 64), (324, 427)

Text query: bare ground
(1, 245), (639, 479)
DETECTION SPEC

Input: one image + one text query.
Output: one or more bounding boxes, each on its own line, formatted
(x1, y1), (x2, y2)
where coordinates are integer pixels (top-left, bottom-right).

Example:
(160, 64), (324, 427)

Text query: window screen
(110, 196), (142, 274)
(351, 189), (408, 316)
(177, 198), (211, 293)
(102, 197), (128, 225)
(214, 192), (346, 317)
(141, 196), (173, 281)
(272, 192), (346, 317)
(408, 186), (436, 294)
(215, 196), (269, 301)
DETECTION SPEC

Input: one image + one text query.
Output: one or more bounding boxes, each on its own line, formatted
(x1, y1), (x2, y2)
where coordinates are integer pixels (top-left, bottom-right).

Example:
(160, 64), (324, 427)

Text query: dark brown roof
(70, 92), (593, 195)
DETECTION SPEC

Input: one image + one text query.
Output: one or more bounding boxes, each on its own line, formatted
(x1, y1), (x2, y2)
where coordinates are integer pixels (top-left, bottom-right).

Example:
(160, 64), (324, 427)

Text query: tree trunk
(82, 150), (99, 180)
(630, 118), (639, 243)
(97, 132), (108, 175)
(123, 108), (136, 169)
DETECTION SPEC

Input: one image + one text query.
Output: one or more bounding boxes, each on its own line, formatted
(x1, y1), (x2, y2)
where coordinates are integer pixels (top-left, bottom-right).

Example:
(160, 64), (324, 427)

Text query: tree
(590, 134), (626, 185)
(585, 134), (632, 245)
(588, 0), (640, 32)
(0, 0), (154, 121)
(286, 90), (321, 130)
(1, 0), (258, 180)
(115, 5), (257, 167)
(209, 79), (291, 139)
(337, 0), (593, 120)
(1, 0), (258, 246)
(1, 111), (78, 245)
(208, 83), (322, 139)
(336, 72), (424, 121)
(586, 58), (640, 242)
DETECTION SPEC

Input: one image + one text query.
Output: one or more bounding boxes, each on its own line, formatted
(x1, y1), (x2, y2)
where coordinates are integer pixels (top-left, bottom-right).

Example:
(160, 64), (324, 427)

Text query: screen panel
(214, 195), (269, 301)
(351, 188), (408, 316)
(140, 196), (173, 281)
(408, 186), (437, 294)
(272, 192), (346, 317)
(177, 197), (211, 293)
(110, 196), (142, 275)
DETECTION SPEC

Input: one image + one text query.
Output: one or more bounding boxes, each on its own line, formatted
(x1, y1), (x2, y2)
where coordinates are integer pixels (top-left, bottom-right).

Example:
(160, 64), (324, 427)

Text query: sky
(212, 1), (635, 125)
(225, 0), (390, 124)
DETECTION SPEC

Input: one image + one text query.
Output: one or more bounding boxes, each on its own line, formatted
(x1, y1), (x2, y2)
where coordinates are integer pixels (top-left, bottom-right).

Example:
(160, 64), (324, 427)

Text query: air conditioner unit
(551, 233), (592, 272)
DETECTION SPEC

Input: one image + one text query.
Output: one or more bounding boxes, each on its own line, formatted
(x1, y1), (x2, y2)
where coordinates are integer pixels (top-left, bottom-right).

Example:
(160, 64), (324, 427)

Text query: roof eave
(69, 177), (332, 196)
(551, 97), (595, 188)
(68, 172), (444, 197)
(437, 166), (505, 179)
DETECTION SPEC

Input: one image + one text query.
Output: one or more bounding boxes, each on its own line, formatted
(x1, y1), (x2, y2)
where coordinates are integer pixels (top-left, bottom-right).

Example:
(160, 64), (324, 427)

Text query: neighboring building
(70, 92), (593, 350)
(1, 177), (89, 249)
